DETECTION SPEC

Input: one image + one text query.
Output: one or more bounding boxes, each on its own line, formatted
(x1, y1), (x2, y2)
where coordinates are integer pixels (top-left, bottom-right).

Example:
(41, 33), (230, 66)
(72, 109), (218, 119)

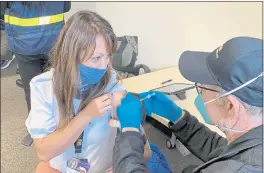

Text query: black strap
(74, 131), (84, 154)
(74, 125), (88, 162)
(73, 104), (85, 154)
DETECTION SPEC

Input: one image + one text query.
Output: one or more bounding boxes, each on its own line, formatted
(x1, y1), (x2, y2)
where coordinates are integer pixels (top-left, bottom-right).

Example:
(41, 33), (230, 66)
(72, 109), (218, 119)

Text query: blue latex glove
(139, 91), (182, 122)
(117, 93), (142, 131)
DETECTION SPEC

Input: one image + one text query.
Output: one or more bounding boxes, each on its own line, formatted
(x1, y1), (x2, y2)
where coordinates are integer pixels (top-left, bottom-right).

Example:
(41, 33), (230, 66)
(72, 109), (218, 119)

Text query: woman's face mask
(78, 64), (108, 90)
(194, 73), (263, 133)
(78, 35), (110, 91)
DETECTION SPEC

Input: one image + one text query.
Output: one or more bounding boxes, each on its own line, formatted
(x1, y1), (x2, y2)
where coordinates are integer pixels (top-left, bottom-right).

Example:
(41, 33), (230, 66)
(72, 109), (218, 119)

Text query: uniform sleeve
(111, 83), (126, 92)
(25, 80), (57, 139)
(109, 70), (126, 93)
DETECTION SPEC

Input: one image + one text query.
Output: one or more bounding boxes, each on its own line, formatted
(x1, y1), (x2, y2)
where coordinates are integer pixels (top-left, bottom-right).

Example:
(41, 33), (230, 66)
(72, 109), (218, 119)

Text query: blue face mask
(78, 64), (107, 90)
(194, 94), (214, 125)
(195, 94), (248, 133)
(194, 72), (263, 133)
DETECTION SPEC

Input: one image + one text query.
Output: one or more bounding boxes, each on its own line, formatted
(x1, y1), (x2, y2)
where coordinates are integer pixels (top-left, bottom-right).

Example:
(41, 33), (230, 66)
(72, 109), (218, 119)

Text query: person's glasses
(195, 83), (220, 95)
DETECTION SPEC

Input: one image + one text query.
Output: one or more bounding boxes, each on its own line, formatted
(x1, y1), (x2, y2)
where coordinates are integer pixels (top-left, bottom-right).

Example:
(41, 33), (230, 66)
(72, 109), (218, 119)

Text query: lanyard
(74, 131), (84, 154)
(72, 99), (89, 164)
(73, 100), (84, 154)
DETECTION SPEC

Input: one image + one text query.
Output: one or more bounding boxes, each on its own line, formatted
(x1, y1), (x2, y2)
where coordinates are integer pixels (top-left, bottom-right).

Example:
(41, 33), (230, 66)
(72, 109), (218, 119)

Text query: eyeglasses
(195, 83), (220, 95)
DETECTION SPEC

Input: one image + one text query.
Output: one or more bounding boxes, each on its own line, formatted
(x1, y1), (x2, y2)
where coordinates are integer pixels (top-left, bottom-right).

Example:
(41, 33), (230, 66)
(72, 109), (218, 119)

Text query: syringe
(139, 92), (156, 102)
(109, 93), (156, 128)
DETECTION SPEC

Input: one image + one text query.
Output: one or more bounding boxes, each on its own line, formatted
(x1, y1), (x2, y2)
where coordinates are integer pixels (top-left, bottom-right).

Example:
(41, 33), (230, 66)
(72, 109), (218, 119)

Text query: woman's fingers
(101, 98), (111, 108)
(109, 119), (120, 128)
(100, 105), (112, 114)
(98, 94), (111, 102)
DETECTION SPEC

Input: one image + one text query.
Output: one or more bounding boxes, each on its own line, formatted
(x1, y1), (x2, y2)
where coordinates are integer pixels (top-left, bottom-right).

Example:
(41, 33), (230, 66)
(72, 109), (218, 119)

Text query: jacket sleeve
(63, 1), (71, 13)
(172, 110), (228, 162)
(195, 160), (262, 173)
(113, 131), (149, 173)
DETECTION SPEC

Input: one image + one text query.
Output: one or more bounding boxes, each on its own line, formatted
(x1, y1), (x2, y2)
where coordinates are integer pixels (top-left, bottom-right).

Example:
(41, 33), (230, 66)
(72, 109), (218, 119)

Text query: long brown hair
(49, 11), (117, 128)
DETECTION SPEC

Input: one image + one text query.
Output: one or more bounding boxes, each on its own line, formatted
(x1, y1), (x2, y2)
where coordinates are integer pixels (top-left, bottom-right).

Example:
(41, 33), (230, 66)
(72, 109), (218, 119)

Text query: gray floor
(1, 60), (39, 173)
(1, 60), (202, 173)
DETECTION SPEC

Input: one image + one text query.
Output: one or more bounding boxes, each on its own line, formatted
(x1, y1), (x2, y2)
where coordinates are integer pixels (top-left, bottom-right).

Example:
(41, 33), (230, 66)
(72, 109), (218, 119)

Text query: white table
(122, 66), (225, 137)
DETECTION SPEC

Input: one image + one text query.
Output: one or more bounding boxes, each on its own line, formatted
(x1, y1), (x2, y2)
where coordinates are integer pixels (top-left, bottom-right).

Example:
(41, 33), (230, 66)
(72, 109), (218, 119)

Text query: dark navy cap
(179, 37), (263, 107)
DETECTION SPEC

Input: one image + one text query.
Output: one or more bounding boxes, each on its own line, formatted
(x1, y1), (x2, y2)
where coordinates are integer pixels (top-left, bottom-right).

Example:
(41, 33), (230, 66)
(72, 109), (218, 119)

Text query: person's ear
(226, 95), (240, 119)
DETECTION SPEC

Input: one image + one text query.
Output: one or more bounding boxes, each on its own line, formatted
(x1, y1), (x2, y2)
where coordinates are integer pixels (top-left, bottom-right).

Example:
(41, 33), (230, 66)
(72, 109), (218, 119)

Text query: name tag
(67, 158), (90, 173)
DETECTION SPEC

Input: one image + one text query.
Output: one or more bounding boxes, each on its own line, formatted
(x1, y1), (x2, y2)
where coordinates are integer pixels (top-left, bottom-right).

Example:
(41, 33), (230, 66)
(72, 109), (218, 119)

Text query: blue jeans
(147, 142), (173, 173)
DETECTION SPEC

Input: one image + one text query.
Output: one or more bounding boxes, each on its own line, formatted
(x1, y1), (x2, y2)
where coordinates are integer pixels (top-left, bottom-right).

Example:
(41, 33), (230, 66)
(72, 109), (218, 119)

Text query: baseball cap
(179, 36), (263, 107)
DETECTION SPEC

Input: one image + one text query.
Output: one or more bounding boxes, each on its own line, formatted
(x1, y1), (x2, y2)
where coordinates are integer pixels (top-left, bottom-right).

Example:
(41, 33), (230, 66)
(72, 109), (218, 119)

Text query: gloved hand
(117, 93), (142, 131)
(139, 91), (183, 122)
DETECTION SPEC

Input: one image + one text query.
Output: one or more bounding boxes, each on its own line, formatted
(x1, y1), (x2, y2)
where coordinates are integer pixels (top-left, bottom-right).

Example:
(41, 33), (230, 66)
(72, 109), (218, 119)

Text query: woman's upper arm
(25, 80), (57, 139)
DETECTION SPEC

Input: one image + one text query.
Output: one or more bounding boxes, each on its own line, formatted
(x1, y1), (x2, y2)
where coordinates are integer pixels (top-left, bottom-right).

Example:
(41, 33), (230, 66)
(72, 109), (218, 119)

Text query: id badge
(67, 157), (90, 173)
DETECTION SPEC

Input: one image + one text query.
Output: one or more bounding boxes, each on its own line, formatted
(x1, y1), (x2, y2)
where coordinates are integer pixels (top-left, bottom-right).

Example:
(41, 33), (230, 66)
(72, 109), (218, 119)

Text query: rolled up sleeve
(108, 70), (126, 93)
(112, 83), (126, 92)
(25, 80), (57, 139)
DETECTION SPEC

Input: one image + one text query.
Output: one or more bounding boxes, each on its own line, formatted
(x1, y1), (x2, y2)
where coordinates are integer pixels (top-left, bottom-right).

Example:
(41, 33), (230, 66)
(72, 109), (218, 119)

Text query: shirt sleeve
(111, 83), (126, 92)
(25, 80), (57, 139)
(108, 70), (126, 93)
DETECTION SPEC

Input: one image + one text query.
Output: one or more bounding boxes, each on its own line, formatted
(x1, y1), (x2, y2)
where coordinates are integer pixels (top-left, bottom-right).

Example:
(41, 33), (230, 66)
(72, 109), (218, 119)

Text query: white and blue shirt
(25, 69), (125, 173)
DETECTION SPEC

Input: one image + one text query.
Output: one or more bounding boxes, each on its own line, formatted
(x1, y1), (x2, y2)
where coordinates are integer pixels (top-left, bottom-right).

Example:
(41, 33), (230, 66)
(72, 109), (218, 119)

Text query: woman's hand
(81, 94), (112, 119)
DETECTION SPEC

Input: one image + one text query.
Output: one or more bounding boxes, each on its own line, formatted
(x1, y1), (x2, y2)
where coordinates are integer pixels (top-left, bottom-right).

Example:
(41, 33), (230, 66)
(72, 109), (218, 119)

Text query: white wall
(67, 2), (262, 70)
(64, 2), (96, 21)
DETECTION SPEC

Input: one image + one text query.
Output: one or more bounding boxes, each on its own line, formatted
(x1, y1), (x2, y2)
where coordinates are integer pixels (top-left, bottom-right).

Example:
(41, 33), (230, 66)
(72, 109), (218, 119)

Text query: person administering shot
(113, 36), (263, 173)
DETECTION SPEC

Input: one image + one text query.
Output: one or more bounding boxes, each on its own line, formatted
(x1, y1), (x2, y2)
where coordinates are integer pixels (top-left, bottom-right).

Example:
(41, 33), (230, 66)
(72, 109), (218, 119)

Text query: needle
(139, 93), (156, 102)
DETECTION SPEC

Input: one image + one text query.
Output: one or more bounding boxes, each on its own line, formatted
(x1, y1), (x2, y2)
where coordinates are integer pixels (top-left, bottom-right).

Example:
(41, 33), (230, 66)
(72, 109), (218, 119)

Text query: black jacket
(113, 111), (263, 173)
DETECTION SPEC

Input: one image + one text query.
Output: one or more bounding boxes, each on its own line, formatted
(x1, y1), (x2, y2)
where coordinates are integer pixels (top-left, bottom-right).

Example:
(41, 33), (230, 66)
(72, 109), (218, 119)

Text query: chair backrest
(112, 36), (138, 73)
